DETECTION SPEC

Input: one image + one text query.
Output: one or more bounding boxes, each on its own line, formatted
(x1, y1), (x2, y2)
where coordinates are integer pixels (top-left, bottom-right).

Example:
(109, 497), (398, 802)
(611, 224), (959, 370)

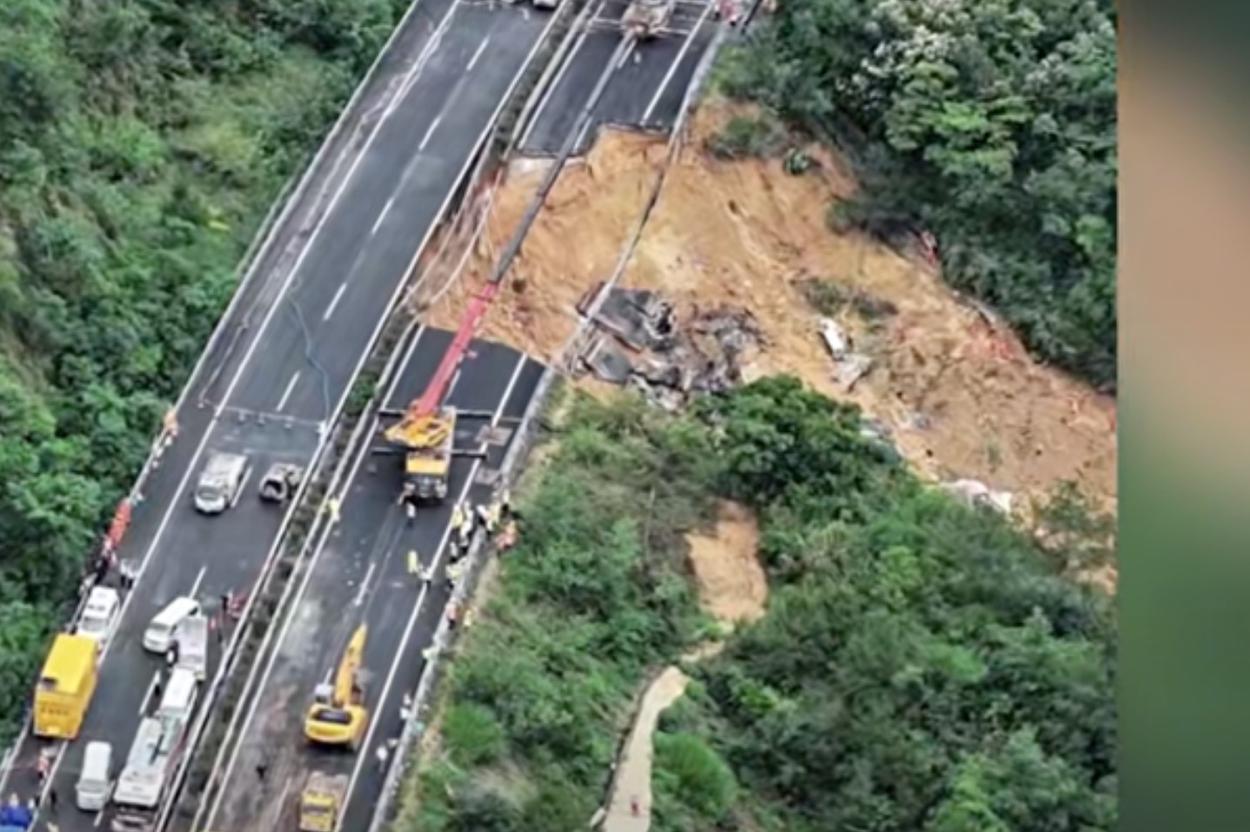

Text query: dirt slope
(685, 500), (766, 628)
(422, 100), (1117, 514)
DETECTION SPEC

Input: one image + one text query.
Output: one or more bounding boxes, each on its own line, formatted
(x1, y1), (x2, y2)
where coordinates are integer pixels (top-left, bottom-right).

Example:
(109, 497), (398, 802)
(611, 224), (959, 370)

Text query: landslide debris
(422, 99), (1117, 519)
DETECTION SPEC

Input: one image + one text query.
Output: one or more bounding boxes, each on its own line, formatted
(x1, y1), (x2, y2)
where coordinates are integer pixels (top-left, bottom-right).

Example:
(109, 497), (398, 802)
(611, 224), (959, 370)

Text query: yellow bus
(34, 634), (99, 739)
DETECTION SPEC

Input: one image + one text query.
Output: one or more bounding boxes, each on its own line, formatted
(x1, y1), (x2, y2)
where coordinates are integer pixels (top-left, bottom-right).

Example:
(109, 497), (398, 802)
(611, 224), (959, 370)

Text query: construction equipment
(304, 625), (368, 749)
(623, 0), (675, 37)
(298, 771), (348, 831)
(383, 283), (501, 500)
(385, 405), (456, 502)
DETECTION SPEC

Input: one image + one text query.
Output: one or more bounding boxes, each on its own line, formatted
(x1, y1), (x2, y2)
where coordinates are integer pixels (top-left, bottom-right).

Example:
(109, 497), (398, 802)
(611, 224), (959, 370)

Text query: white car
(194, 451), (249, 514)
(77, 587), (121, 652)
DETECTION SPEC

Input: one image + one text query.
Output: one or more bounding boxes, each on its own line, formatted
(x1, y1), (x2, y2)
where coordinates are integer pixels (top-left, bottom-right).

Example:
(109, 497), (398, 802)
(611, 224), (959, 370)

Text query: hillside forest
(0, 0), (408, 741)
(405, 380), (1117, 831)
(719, 0), (1118, 388)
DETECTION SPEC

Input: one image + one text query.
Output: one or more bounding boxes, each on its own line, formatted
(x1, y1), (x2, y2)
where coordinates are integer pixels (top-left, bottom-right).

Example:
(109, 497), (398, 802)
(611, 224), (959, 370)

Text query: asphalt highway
(520, 0), (717, 155)
(197, 327), (543, 832)
(0, 1), (555, 829)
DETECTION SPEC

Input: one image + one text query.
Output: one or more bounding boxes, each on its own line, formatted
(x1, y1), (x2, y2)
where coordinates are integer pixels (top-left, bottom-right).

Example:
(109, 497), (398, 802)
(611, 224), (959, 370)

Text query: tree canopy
(402, 379), (1116, 832)
(718, 0), (1117, 387)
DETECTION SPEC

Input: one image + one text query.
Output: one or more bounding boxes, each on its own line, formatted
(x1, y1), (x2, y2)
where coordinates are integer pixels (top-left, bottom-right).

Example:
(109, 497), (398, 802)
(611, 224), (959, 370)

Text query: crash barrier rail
(365, 364), (559, 832)
(365, 13), (730, 831)
(0, 0), (445, 798)
(170, 8), (575, 830)
(176, 321), (419, 832)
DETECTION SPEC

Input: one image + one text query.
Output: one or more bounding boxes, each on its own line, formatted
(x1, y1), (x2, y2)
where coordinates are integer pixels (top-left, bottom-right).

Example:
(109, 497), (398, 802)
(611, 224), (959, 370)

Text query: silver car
(194, 451), (249, 514)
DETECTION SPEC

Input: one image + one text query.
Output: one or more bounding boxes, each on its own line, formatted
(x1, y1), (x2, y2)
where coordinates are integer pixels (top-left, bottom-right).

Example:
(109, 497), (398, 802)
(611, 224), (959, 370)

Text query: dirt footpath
(602, 667), (691, 832)
(423, 99), (1117, 517)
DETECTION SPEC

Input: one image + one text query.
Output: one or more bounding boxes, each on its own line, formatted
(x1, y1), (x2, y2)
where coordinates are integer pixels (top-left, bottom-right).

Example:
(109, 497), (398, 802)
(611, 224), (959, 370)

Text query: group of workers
(405, 487), (516, 592)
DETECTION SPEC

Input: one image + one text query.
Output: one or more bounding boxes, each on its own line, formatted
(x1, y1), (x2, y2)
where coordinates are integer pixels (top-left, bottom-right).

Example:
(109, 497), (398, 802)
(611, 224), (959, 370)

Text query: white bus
(111, 668), (199, 829)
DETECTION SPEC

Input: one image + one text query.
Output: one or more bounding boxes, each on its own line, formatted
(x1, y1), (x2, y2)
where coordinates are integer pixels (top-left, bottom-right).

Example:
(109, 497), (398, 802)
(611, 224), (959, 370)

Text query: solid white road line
(446, 367), (464, 400)
(418, 113), (444, 153)
(190, 564), (208, 598)
(394, 2), (461, 106)
(204, 7), (563, 823)
(322, 282), (350, 322)
(518, 27), (590, 149)
(199, 410), (380, 830)
(354, 561), (378, 608)
(2, 0), (472, 814)
(371, 195), (397, 236)
(199, 330), (429, 831)
(641, 1), (712, 123)
(277, 371), (301, 412)
(575, 39), (636, 150)
(338, 354), (525, 829)
(467, 35), (491, 72)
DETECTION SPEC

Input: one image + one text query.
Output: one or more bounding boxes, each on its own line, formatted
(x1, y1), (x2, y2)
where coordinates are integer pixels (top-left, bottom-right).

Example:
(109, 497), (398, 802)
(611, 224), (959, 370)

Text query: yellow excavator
(304, 625), (368, 749)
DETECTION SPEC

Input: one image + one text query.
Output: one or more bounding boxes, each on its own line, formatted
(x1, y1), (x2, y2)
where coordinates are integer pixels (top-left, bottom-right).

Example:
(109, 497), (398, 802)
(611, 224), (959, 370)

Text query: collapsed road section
(185, 2), (729, 830)
(0, 1), (558, 831)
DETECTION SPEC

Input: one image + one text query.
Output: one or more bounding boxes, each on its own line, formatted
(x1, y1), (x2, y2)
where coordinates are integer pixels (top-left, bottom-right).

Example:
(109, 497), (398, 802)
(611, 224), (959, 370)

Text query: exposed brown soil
(685, 500), (766, 628)
(420, 98), (1118, 518)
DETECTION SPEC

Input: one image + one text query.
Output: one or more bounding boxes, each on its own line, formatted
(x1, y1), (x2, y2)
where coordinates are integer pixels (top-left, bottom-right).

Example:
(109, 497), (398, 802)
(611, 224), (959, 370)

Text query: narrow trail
(602, 666), (691, 832)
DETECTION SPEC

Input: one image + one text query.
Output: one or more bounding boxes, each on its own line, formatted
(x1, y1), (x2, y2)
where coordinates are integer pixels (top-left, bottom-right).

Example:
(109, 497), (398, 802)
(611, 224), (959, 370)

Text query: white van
(76, 740), (112, 811)
(156, 667), (199, 723)
(194, 451), (249, 514)
(143, 597), (201, 654)
(77, 586), (121, 652)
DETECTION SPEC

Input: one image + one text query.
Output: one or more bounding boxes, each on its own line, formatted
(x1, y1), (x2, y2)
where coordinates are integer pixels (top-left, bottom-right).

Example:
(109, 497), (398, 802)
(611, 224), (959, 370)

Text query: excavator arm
(333, 625), (367, 706)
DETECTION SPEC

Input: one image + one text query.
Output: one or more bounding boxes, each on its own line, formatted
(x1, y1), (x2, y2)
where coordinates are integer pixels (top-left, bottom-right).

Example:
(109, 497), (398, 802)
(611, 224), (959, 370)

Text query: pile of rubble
(576, 285), (764, 410)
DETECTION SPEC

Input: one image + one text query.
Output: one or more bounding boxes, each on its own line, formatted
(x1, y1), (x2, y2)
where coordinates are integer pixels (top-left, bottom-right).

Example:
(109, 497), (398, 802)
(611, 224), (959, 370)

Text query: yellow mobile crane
(383, 284), (501, 501)
(304, 625), (368, 749)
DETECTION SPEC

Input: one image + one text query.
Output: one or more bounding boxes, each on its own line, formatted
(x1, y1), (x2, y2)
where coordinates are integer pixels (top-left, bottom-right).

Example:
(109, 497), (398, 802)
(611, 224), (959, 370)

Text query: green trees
(402, 394), (713, 830)
(0, 0), (408, 741)
(718, 0), (1118, 387)
(667, 378), (1118, 831)
(406, 380), (1115, 831)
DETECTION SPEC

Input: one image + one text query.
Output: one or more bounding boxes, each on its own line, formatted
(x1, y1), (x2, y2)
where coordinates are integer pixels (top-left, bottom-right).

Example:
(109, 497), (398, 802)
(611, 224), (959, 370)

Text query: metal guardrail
(363, 13), (732, 830)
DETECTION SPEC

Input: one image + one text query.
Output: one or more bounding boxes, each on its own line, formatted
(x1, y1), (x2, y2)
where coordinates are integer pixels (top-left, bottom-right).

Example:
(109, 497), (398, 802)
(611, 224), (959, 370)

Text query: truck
(384, 405), (456, 503)
(111, 668), (199, 830)
(298, 771), (348, 831)
(194, 451), (249, 514)
(174, 613), (208, 681)
(34, 634), (99, 739)
(622, 0), (675, 37)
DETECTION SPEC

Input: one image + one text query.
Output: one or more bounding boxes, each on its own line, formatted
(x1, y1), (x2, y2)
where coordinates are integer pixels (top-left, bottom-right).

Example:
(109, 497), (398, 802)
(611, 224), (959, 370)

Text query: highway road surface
(194, 327), (542, 832)
(189, 5), (728, 831)
(0, 0), (556, 829)
(520, 0), (717, 154)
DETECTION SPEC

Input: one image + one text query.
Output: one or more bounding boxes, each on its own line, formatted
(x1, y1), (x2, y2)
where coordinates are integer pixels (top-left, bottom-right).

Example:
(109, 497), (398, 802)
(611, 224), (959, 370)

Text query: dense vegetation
(404, 391), (716, 829)
(0, 0), (407, 741)
(718, 0), (1118, 388)
(401, 378), (1116, 831)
